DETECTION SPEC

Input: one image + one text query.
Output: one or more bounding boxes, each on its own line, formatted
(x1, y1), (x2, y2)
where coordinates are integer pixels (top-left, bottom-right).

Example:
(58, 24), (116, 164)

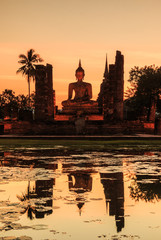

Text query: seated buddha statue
(62, 60), (98, 109)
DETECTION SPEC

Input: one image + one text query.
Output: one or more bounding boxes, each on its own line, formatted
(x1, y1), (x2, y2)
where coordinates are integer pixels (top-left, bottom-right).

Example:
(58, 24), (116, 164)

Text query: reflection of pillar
(35, 179), (55, 218)
(100, 172), (124, 232)
(68, 172), (92, 215)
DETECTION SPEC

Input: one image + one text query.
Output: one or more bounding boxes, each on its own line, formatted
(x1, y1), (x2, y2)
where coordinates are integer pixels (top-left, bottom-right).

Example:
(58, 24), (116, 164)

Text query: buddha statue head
(75, 60), (85, 82)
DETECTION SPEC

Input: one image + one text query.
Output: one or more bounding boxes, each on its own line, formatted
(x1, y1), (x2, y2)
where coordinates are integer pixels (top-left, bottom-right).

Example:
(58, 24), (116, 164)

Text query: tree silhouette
(17, 181), (36, 220)
(0, 89), (18, 118)
(16, 49), (43, 105)
(129, 175), (161, 202)
(125, 65), (161, 120)
(0, 89), (36, 119)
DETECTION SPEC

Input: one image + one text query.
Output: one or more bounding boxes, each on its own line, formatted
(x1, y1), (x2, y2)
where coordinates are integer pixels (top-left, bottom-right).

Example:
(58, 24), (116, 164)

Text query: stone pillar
(101, 79), (109, 118)
(35, 64), (54, 120)
(149, 98), (157, 122)
(155, 118), (161, 134)
(114, 51), (124, 121)
(108, 64), (115, 118)
(53, 90), (56, 115)
(46, 64), (54, 117)
(99, 51), (124, 122)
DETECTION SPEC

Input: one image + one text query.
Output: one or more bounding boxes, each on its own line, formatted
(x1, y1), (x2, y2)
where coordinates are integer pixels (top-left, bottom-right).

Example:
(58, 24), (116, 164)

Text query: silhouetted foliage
(125, 65), (161, 120)
(17, 181), (36, 220)
(16, 49), (43, 105)
(17, 92), (35, 109)
(0, 89), (35, 119)
(0, 89), (18, 119)
(129, 175), (161, 202)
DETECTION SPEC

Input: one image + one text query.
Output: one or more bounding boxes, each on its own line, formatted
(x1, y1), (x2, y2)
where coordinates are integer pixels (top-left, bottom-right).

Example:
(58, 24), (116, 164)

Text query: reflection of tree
(21, 205), (36, 220)
(129, 175), (161, 202)
(17, 181), (36, 220)
(17, 179), (54, 219)
(100, 172), (124, 233)
(1, 150), (58, 220)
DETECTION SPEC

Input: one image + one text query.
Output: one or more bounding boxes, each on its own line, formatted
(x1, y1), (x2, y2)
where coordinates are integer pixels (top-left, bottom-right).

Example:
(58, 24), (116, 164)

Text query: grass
(0, 139), (161, 151)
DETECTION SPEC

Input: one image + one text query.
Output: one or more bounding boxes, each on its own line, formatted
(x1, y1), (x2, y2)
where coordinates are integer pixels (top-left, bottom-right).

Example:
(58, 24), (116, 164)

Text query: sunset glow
(1, 0), (161, 107)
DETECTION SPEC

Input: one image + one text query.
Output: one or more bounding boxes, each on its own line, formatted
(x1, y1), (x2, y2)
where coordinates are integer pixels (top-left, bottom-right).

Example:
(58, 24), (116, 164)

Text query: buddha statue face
(75, 62), (85, 82)
(75, 71), (84, 82)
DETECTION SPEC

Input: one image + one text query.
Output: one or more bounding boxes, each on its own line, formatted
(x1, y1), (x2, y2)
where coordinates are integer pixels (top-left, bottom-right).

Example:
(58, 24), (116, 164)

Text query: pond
(0, 144), (161, 240)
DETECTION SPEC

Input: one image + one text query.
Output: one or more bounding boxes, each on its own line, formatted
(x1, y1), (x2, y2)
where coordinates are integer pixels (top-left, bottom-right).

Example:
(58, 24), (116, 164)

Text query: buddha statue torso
(70, 81), (91, 101)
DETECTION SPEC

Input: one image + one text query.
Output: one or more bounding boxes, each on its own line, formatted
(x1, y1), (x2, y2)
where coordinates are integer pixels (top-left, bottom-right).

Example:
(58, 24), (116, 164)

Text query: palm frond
(39, 57), (43, 62)
(31, 54), (43, 63)
(16, 65), (27, 74)
(18, 59), (27, 64)
(18, 54), (28, 60)
(32, 54), (40, 59)
(28, 49), (35, 61)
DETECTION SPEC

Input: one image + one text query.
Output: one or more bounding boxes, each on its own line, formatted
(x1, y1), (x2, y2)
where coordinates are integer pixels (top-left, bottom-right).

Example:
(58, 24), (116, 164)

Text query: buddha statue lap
(62, 60), (98, 114)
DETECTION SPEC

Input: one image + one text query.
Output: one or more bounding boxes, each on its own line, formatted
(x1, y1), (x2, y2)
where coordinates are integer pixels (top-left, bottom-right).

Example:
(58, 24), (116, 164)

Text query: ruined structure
(1, 50), (156, 135)
(34, 52), (124, 124)
(98, 51), (124, 121)
(35, 64), (55, 120)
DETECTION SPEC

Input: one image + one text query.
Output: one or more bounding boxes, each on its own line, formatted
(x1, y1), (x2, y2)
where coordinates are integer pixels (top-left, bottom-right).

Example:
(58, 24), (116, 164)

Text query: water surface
(0, 147), (161, 240)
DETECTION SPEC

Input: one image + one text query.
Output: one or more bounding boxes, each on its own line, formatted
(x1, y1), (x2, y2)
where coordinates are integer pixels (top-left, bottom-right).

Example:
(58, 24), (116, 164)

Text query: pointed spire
(104, 54), (109, 79)
(79, 59), (82, 68)
(77, 198), (84, 216)
(76, 59), (85, 75)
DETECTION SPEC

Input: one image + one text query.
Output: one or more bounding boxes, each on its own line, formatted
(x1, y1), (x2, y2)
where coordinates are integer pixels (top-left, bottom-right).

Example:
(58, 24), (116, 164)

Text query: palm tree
(16, 49), (43, 106)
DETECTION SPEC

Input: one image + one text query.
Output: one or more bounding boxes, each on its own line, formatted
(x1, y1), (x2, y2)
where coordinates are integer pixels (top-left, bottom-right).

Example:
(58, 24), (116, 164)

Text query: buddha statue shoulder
(62, 60), (97, 107)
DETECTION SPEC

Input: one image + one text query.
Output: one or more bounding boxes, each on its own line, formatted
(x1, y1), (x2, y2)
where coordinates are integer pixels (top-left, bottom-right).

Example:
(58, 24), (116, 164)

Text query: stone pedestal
(75, 117), (86, 134)
(62, 103), (99, 115)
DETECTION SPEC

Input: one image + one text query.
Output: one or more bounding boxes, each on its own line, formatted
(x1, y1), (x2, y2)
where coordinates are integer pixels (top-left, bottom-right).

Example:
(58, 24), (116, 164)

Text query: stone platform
(62, 104), (99, 114)
(54, 114), (103, 121)
(0, 119), (155, 135)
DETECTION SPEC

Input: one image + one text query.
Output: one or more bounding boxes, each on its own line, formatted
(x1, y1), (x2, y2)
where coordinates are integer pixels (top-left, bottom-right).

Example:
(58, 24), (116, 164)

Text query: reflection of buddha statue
(62, 61), (98, 112)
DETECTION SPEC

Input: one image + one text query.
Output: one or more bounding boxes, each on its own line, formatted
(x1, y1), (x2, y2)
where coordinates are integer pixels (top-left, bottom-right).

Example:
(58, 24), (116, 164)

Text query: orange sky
(1, 0), (161, 108)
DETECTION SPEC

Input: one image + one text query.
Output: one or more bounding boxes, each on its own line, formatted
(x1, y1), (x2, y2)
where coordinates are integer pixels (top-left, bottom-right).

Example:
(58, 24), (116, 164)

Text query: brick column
(35, 64), (54, 120)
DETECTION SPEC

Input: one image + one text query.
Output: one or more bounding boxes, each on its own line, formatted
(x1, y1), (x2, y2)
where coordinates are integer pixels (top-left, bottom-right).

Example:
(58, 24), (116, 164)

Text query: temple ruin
(34, 50), (124, 123)
(98, 51), (124, 121)
(0, 50), (156, 135)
